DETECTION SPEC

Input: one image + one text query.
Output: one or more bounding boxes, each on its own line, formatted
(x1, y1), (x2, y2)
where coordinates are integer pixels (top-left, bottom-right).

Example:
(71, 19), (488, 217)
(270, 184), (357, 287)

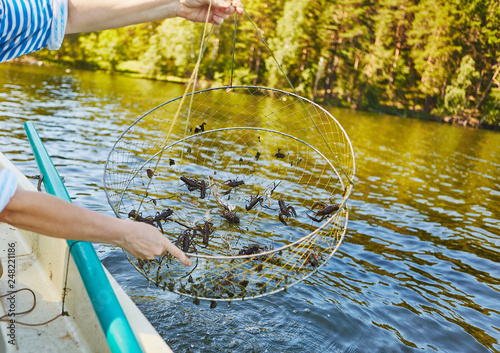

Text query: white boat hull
(0, 152), (172, 352)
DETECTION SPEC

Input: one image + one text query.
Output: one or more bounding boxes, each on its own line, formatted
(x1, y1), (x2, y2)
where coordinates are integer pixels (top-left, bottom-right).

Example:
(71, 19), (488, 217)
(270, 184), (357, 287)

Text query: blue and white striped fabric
(0, 169), (18, 214)
(0, 0), (68, 63)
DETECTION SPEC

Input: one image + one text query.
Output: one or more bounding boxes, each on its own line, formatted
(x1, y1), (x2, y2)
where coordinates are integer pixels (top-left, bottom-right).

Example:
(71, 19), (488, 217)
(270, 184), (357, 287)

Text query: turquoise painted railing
(24, 122), (142, 353)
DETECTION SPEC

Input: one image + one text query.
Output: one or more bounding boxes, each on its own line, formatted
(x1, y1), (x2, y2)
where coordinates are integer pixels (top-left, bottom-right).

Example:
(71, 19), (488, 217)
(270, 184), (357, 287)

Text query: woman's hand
(118, 220), (192, 265)
(177, 0), (244, 25)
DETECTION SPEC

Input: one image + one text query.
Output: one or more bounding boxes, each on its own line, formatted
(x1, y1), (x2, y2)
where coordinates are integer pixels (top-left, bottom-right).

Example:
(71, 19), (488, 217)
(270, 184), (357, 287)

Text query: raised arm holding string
(0, 0), (243, 63)
(66, 0), (244, 33)
(0, 0), (243, 262)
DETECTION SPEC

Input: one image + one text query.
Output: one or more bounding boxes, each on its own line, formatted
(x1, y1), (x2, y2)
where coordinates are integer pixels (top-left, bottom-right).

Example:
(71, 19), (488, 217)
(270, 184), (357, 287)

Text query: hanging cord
(60, 240), (82, 315)
(0, 241), (82, 326)
(0, 288), (63, 326)
(134, 0), (216, 217)
(229, 13), (238, 87)
(243, 8), (354, 186)
(133, 1), (353, 221)
(183, 24), (216, 142)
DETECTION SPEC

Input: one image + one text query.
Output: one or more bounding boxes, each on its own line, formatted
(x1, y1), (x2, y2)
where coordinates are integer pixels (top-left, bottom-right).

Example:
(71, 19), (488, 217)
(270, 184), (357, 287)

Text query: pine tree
(408, 0), (461, 113)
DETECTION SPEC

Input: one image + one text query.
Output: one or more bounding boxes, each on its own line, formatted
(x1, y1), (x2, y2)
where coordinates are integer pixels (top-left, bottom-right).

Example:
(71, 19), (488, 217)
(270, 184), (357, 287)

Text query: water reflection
(1, 63), (499, 352)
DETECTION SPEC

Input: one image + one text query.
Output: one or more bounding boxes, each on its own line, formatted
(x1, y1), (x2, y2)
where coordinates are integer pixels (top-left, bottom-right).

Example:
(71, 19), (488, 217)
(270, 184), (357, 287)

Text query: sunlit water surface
(1, 64), (499, 353)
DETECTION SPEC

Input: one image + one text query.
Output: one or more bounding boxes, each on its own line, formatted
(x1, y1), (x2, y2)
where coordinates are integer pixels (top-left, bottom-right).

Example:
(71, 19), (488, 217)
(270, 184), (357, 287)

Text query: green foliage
(78, 31), (126, 70)
(408, 0), (461, 102)
(481, 88), (500, 127)
(442, 86), (466, 115)
(138, 18), (199, 78)
(441, 55), (480, 115)
(26, 0), (500, 128)
(266, 0), (308, 89)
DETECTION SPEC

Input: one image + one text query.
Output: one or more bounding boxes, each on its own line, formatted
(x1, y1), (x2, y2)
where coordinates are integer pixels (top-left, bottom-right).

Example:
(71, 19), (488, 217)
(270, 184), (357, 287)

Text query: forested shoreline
(27, 0), (500, 129)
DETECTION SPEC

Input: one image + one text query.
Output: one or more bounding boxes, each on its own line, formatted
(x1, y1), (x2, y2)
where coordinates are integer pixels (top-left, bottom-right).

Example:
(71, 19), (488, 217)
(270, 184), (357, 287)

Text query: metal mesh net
(104, 85), (355, 302)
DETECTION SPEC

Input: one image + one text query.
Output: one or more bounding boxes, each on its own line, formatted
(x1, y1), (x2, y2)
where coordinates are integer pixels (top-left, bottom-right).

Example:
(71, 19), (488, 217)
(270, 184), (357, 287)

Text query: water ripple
(1, 64), (499, 353)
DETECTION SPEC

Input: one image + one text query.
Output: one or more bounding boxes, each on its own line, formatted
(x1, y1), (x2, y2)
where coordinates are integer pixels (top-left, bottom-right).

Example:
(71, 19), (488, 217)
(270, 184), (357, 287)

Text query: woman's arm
(0, 190), (191, 265)
(0, 0), (243, 64)
(65, 0), (244, 34)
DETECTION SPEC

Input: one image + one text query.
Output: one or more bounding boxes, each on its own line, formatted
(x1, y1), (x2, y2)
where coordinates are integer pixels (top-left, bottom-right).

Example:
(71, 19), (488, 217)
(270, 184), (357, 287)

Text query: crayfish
(278, 199), (297, 226)
(307, 201), (340, 222)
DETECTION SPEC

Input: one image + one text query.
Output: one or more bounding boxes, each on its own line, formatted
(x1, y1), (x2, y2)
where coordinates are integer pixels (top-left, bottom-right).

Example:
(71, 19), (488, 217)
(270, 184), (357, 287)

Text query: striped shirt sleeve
(0, 0), (68, 63)
(0, 168), (18, 214)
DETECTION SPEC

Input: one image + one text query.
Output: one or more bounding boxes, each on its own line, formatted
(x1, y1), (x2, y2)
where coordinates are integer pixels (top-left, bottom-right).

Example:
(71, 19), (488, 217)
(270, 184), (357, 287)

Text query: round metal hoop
(104, 86), (355, 301)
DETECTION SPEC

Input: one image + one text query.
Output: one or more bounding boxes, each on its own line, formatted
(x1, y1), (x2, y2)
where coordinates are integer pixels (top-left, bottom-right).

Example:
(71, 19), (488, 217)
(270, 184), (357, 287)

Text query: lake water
(1, 63), (499, 353)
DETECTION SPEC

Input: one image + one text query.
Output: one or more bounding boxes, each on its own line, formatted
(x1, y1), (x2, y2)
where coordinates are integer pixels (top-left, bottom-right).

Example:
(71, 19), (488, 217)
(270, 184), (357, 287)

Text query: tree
(408, 0), (461, 113)
(24, 0), (499, 128)
(265, 0), (309, 90)
(139, 18), (199, 78)
(370, 0), (416, 104)
(441, 55), (480, 115)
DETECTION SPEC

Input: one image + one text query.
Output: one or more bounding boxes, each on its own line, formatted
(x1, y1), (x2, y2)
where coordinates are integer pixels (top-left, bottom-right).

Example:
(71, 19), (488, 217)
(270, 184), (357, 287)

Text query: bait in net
(104, 85), (355, 302)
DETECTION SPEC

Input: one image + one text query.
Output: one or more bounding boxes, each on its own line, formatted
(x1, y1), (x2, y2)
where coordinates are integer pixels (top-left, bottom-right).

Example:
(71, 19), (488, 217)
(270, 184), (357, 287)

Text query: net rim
(125, 207), (350, 302)
(109, 125), (347, 260)
(103, 85), (356, 209)
(102, 85), (355, 258)
(101, 85), (355, 300)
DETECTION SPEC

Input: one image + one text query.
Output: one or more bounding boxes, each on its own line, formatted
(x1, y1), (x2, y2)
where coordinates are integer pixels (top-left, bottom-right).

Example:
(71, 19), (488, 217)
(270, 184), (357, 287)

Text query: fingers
(211, 0), (244, 22)
(232, 0), (244, 15)
(179, 0), (244, 25)
(213, 16), (225, 26)
(131, 238), (192, 266)
(212, 12), (229, 25)
(163, 239), (193, 266)
(217, 0), (243, 16)
(119, 221), (192, 266)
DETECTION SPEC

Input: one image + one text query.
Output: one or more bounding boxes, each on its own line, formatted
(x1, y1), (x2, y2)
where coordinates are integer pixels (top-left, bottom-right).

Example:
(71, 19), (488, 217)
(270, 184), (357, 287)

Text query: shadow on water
(1, 63), (499, 352)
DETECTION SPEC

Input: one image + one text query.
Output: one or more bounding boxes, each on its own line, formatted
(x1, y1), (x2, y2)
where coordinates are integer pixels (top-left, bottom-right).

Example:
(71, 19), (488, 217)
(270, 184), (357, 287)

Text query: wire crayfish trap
(104, 85), (355, 302)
